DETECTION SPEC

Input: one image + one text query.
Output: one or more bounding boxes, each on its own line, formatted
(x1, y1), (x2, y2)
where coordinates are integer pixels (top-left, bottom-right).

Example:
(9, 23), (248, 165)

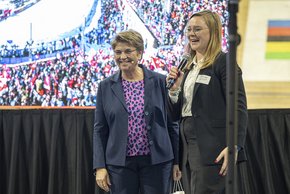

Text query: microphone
(166, 54), (190, 89)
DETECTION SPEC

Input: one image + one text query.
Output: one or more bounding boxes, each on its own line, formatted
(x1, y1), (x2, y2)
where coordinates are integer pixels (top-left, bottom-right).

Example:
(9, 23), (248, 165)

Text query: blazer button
(147, 126), (151, 130)
(145, 111), (149, 116)
(149, 140), (153, 145)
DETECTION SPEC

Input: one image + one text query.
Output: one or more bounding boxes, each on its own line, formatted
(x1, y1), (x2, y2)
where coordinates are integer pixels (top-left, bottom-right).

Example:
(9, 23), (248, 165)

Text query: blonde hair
(111, 29), (144, 52)
(185, 10), (222, 70)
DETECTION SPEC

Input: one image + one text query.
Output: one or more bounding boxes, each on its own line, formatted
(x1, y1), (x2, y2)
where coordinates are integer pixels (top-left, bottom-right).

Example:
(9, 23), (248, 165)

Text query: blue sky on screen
(0, 0), (93, 47)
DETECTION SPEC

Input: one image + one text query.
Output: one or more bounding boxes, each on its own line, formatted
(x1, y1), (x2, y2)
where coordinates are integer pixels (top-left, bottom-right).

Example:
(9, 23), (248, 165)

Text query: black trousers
(107, 155), (173, 194)
(181, 116), (225, 194)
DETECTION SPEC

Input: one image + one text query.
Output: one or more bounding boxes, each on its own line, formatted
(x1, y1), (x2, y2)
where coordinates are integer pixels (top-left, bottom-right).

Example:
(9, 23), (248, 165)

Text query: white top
(169, 57), (203, 117)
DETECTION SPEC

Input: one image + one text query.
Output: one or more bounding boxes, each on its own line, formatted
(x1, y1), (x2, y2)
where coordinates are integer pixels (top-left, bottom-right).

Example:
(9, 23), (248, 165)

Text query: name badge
(196, 75), (211, 85)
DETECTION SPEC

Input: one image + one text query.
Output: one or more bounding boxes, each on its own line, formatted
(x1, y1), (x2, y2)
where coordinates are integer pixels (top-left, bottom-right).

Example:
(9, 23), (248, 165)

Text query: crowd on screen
(0, 0), (41, 21)
(0, 0), (228, 106)
(127, 0), (228, 47)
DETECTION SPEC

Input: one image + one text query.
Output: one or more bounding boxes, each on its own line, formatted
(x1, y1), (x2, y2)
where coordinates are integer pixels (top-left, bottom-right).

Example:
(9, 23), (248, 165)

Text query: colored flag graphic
(266, 20), (290, 60)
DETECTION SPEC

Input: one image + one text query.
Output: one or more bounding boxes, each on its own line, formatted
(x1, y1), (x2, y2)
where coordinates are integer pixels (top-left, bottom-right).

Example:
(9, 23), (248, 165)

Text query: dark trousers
(181, 117), (225, 194)
(107, 155), (173, 194)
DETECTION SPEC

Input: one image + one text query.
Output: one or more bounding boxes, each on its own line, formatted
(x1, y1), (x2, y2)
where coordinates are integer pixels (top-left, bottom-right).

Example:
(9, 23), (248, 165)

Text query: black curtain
(1, 109), (290, 194)
(238, 109), (290, 194)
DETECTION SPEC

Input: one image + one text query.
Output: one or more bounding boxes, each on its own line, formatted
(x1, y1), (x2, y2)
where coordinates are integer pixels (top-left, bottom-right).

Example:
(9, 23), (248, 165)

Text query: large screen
(0, 0), (228, 107)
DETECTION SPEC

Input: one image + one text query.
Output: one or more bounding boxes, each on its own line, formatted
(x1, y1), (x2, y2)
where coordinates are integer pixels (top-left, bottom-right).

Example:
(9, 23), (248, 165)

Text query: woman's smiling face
(186, 16), (210, 56)
(113, 42), (142, 73)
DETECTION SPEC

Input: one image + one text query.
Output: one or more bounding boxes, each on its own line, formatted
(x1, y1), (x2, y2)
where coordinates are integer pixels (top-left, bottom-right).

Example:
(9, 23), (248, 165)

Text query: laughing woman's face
(185, 16), (210, 56)
(113, 42), (142, 73)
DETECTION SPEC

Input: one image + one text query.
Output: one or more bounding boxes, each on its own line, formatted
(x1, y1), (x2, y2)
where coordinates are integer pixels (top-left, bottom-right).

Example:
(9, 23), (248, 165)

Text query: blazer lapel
(192, 67), (212, 99)
(110, 71), (128, 112)
(192, 81), (201, 99)
(143, 66), (153, 111)
(182, 67), (206, 100)
(110, 66), (154, 114)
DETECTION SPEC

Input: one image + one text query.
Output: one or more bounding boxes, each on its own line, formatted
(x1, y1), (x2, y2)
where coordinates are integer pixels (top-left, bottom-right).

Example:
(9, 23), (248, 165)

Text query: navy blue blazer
(93, 65), (179, 169)
(169, 52), (248, 165)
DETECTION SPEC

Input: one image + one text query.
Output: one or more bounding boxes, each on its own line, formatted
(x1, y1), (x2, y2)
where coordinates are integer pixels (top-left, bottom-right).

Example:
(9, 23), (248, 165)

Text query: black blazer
(169, 52), (248, 165)
(93, 65), (179, 169)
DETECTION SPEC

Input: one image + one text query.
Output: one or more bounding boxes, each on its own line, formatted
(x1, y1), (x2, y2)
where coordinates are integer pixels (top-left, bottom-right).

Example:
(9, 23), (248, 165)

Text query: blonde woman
(167, 10), (248, 194)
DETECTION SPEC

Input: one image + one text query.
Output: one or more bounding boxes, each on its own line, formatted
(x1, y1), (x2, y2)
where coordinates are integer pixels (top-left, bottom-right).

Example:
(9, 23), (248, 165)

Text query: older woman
(93, 29), (181, 194)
